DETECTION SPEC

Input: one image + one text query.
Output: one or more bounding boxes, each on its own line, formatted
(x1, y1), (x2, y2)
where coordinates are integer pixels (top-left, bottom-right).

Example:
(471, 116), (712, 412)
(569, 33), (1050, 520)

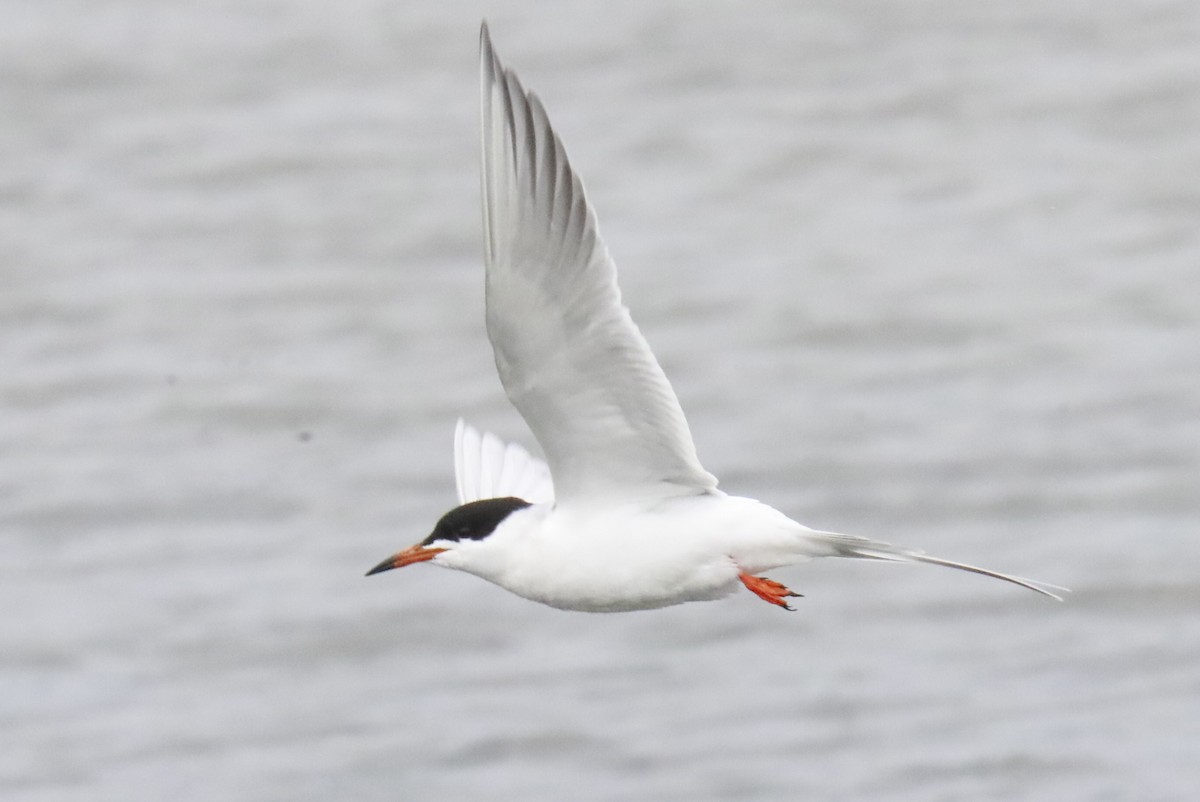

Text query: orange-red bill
(365, 545), (447, 577)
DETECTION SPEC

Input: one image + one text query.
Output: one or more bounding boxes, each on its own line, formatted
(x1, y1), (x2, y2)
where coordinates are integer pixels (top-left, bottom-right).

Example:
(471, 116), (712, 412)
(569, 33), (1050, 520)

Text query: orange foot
(739, 573), (802, 611)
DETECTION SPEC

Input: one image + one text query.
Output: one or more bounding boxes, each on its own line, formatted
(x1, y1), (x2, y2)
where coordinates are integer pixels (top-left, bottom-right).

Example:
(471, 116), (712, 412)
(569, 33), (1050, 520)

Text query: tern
(366, 23), (1065, 612)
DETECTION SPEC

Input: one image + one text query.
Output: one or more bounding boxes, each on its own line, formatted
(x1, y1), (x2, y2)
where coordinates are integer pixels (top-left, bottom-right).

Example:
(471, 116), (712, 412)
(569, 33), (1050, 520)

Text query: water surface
(4, 2), (1198, 800)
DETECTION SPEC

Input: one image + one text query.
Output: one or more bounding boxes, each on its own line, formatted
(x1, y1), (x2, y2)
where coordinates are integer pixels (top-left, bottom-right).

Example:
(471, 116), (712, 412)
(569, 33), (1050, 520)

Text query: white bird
(366, 23), (1066, 611)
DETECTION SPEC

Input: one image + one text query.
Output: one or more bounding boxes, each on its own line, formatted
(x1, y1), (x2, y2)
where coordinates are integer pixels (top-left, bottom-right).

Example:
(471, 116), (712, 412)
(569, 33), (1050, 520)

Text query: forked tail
(815, 531), (1068, 601)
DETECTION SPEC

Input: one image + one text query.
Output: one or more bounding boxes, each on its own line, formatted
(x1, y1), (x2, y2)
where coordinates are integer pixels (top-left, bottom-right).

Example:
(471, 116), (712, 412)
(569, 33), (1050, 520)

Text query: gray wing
(479, 23), (718, 503)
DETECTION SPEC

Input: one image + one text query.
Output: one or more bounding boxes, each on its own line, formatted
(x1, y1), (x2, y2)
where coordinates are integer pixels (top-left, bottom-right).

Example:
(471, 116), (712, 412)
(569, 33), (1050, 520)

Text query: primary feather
(455, 419), (554, 505)
(479, 23), (718, 504)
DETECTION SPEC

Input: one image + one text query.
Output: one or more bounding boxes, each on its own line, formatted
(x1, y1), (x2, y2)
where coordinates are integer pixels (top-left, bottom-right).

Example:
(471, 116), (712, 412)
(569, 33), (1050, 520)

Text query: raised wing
(454, 418), (554, 505)
(479, 23), (718, 503)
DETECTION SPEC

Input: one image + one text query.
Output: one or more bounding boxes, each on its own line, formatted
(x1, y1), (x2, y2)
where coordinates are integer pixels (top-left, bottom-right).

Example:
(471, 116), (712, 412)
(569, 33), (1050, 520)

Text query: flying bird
(366, 23), (1065, 611)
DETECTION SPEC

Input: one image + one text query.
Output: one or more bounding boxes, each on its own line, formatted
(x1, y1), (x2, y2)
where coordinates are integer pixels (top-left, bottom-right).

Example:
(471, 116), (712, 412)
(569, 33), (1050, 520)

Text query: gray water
(4, 2), (1199, 800)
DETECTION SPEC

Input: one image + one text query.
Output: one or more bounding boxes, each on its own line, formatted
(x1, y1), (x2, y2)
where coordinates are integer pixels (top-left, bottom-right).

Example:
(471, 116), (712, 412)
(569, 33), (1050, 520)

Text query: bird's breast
(492, 518), (741, 612)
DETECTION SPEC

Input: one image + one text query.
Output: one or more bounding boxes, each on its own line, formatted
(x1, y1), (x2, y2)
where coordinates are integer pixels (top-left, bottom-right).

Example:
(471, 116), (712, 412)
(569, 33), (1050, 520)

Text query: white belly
(471, 494), (813, 612)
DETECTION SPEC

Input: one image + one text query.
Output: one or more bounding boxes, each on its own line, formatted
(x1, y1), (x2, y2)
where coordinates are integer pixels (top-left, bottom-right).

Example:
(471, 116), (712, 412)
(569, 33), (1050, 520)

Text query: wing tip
(453, 418), (556, 505)
(479, 20), (504, 91)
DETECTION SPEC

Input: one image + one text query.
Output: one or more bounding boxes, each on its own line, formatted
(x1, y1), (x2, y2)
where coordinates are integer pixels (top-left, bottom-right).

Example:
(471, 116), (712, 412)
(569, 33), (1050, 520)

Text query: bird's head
(365, 496), (534, 578)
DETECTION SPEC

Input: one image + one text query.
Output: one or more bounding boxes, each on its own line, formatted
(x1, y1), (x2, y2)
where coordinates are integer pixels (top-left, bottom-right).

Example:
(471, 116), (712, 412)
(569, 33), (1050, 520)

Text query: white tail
(816, 531), (1067, 601)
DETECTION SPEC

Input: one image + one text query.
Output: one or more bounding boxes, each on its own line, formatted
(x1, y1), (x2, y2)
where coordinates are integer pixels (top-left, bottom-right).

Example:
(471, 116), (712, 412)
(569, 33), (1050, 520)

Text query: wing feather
(454, 419), (554, 505)
(479, 23), (718, 503)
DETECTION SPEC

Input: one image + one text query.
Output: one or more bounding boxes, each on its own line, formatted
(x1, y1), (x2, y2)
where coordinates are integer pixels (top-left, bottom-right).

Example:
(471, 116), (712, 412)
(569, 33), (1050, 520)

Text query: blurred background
(3, 1), (1198, 799)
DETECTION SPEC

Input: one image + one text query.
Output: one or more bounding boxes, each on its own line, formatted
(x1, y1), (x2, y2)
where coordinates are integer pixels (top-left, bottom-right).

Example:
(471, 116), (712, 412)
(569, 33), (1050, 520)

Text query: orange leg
(739, 573), (802, 611)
